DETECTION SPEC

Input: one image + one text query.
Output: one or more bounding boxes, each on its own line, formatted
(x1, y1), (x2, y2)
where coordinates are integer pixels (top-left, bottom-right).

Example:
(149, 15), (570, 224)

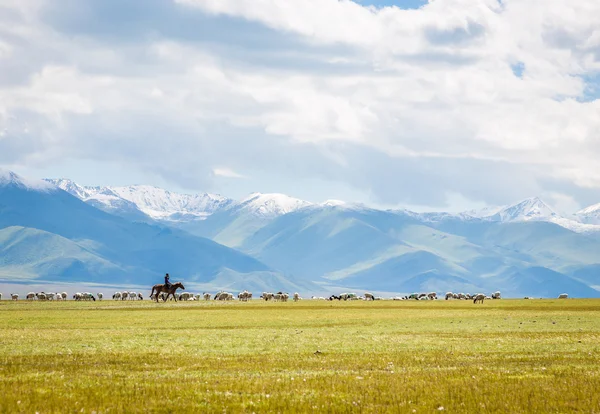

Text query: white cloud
(0, 0), (600, 210)
(213, 167), (246, 179)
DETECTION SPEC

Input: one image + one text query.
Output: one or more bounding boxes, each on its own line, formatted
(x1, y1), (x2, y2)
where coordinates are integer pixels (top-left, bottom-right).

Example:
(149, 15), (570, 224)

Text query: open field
(1, 299), (600, 413)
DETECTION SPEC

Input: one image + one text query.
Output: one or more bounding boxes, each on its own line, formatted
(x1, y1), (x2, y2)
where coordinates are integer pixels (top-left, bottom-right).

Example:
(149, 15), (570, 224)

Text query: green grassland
(1, 299), (600, 413)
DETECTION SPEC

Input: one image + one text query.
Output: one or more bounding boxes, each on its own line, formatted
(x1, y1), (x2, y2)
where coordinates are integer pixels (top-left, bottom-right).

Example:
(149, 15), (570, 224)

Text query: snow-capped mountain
(107, 185), (233, 221)
(576, 203), (600, 225)
(400, 196), (600, 235)
(0, 170), (304, 292)
(3, 169), (600, 297)
(484, 197), (558, 222)
(46, 179), (233, 222)
(1, 169), (56, 192)
(469, 197), (600, 234)
(43, 177), (600, 235)
(232, 193), (313, 218)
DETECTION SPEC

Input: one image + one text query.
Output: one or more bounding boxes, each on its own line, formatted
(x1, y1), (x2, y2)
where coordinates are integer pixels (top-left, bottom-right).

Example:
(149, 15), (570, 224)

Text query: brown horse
(150, 282), (185, 302)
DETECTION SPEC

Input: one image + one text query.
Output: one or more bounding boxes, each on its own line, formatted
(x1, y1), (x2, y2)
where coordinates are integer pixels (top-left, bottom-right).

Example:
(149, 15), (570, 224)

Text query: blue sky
(355, 0), (426, 9)
(1, 0), (600, 213)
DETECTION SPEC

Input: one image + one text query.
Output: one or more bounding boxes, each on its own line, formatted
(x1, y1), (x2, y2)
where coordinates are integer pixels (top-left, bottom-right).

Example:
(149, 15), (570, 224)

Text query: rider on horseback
(164, 273), (171, 289)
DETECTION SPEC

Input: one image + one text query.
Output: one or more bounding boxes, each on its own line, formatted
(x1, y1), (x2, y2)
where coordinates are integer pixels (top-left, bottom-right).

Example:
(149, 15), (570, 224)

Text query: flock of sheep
(1, 290), (571, 302)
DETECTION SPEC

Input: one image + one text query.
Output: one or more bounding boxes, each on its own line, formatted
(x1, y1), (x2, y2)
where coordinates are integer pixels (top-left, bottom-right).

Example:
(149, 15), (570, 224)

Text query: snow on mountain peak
(491, 197), (558, 222)
(577, 203), (600, 216)
(44, 179), (233, 221)
(0, 170), (56, 192)
(238, 193), (313, 217)
(46, 178), (94, 198)
(321, 199), (347, 207)
(106, 185), (232, 220)
(576, 202), (600, 225)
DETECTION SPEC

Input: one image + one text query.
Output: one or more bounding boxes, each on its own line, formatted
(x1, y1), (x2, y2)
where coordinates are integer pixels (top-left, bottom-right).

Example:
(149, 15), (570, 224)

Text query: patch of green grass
(1, 299), (600, 412)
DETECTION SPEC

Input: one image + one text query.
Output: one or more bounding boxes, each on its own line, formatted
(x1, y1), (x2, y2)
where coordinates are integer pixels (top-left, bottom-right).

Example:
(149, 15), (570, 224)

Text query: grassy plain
(1, 299), (600, 413)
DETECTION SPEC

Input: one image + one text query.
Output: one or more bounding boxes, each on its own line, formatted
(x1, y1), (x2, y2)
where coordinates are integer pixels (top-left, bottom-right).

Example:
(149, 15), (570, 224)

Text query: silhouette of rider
(164, 273), (171, 289)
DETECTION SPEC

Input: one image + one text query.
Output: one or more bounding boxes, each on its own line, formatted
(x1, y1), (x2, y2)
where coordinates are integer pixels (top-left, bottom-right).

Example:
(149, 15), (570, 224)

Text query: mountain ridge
(43, 177), (600, 234)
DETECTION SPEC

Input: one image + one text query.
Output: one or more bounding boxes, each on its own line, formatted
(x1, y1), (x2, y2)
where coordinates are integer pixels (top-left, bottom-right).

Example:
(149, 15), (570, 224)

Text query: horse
(150, 282), (185, 302)
(473, 293), (485, 304)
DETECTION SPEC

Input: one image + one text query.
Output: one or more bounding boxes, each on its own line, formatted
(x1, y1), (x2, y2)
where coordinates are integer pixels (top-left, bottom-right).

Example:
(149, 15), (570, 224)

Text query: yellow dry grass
(1, 299), (599, 413)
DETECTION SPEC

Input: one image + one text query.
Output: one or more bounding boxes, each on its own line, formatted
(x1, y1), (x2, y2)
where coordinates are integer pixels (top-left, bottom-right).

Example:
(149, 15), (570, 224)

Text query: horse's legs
(173, 291), (178, 302)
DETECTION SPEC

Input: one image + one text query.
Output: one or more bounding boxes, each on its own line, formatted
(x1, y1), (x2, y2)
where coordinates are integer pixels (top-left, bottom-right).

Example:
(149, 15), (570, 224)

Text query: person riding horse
(150, 274), (185, 302)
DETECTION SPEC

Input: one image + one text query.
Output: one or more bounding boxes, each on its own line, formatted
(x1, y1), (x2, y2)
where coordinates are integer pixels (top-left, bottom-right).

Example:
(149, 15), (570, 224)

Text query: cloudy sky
(1, 0), (599, 212)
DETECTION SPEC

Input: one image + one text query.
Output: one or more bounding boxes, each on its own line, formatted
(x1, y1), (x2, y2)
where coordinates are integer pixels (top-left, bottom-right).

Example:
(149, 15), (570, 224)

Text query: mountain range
(0, 171), (598, 297)
(1, 171), (309, 293)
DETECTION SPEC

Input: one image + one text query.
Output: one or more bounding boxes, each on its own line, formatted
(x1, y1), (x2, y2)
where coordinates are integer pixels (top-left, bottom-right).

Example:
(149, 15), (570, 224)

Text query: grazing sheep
(214, 291), (233, 301)
(293, 292), (300, 302)
(137, 292), (143, 300)
(364, 292), (375, 301)
(427, 292), (437, 300)
(129, 292), (137, 300)
(36, 292), (47, 301)
(491, 291), (501, 299)
(61, 292), (67, 300)
(203, 292), (211, 301)
(262, 292), (274, 301)
(11, 293), (18, 301)
(121, 291), (129, 300)
(558, 293), (568, 299)
(26, 292), (36, 301)
(473, 293), (485, 304)
(97, 293), (103, 301)
(445, 292), (453, 300)
(113, 292), (121, 300)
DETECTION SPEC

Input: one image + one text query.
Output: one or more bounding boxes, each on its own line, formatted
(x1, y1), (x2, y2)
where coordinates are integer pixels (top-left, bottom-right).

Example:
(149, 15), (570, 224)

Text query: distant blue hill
(2, 170), (599, 298)
(0, 172), (308, 292)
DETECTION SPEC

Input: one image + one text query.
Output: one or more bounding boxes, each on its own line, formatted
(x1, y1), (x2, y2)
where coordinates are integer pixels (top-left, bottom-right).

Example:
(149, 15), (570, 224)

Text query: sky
(1, 0), (600, 213)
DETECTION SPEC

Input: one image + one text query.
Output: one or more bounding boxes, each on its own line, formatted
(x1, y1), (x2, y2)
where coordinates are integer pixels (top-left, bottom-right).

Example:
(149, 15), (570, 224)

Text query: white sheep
(11, 293), (18, 301)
